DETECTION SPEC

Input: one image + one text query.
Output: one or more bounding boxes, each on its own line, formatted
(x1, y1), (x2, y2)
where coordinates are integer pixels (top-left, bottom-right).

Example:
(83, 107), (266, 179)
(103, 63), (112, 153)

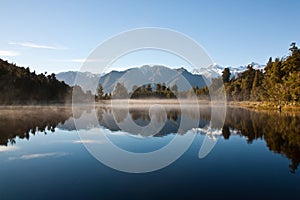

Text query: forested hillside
(214, 43), (299, 103)
(0, 59), (72, 104)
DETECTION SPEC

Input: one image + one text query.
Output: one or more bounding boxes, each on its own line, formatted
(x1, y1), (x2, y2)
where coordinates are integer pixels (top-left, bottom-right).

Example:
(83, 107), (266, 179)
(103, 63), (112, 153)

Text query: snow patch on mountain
(56, 63), (265, 93)
(193, 62), (265, 79)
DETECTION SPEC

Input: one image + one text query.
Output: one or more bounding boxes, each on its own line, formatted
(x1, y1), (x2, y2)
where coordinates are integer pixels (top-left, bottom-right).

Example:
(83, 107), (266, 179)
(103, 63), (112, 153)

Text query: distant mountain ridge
(56, 71), (101, 93)
(192, 62), (265, 79)
(57, 65), (207, 93)
(56, 63), (265, 93)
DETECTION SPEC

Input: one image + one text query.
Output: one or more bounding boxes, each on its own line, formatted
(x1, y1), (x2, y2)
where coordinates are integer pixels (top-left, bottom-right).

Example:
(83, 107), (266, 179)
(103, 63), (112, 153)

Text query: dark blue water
(0, 106), (299, 199)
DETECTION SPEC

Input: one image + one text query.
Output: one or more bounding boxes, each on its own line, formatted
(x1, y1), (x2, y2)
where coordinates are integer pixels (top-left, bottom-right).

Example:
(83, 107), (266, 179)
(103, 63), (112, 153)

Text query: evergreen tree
(170, 84), (178, 93)
(146, 83), (152, 93)
(250, 70), (264, 101)
(289, 42), (298, 53)
(97, 83), (104, 100)
(113, 82), (128, 99)
(222, 68), (231, 83)
(156, 83), (161, 94)
(162, 82), (167, 91)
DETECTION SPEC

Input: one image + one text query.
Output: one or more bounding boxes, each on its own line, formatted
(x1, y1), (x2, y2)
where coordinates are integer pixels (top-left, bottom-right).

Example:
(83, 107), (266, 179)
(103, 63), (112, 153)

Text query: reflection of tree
(96, 106), (300, 173)
(97, 107), (104, 122)
(0, 107), (74, 146)
(167, 110), (180, 122)
(224, 108), (300, 173)
(130, 109), (150, 121)
(113, 108), (128, 123)
(129, 108), (181, 124)
(222, 125), (230, 140)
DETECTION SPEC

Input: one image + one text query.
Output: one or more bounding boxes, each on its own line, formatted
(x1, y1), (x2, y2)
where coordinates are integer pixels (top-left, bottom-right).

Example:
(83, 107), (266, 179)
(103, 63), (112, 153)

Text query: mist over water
(0, 105), (299, 199)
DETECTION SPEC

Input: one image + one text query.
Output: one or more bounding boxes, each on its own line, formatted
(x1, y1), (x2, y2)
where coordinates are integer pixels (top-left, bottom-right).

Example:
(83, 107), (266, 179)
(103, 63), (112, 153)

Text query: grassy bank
(228, 101), (300, 111)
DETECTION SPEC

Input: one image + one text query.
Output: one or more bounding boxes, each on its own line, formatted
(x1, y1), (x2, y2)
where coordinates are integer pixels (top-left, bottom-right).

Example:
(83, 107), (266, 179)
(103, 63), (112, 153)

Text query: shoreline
(0, 99), (300, 112)
(227, 101), (300, 112)
(97, 99), (300, 112)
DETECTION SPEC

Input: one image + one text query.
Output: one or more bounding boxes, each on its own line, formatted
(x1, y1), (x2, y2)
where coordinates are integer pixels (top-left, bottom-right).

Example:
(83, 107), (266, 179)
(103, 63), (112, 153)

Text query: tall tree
(162, 82), (167, 91)
(146, 83), (152, 92)
(156, 83), (161, 93)
(113, 82), (128, 99)
(97, 83), (104, 100)
(289, 42), (298, 53)
(250, 70), (264, 101)
(222, 68), (231, 83)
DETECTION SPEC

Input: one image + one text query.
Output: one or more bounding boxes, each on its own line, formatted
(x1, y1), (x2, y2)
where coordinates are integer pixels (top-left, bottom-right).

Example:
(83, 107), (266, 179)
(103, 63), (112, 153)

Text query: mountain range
(56, 63), (265, 93)
(57, 65), (207, 93)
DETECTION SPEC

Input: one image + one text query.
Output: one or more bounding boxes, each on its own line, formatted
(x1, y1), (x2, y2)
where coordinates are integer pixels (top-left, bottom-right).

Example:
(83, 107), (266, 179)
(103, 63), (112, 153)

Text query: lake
(0, 105), (299, 199)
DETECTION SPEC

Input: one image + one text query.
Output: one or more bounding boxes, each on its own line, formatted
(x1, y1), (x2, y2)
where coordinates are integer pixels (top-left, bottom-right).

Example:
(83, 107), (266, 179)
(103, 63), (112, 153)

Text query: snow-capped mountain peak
(192, 62), (265, 79)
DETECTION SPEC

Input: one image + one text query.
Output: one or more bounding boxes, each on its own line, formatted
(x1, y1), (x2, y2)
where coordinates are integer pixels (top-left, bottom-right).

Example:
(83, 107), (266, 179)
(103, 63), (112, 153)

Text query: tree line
(96, 81), (211, 100)
(97, 43), (299, 102)
(2, 42), (297, 104)
(0, 59), (92, 104)
(211, 43), (300, 104)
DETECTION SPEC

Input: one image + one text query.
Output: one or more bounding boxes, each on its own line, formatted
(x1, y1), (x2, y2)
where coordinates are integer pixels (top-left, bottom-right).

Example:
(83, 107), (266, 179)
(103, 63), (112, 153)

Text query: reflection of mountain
(96, 107), (300, 173)
(0, 106), (74, 145)
(191, 127), (223, 141)
(61, 107), (209, 136)
(57, 65), (207, 93)
(1, 105), (299, 173)
(98, 108), (192, 136)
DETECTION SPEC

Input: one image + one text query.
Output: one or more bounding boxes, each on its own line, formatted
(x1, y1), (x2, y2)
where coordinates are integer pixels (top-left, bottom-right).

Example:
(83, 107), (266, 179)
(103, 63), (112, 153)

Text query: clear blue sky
(0, 0), (299, 73)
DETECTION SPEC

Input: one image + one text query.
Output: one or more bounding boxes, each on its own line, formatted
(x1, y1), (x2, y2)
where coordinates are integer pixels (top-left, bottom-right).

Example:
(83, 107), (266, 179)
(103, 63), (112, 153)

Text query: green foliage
(0, 59), (93, 104)
(261, 43), (300, 103)
(222, 43), (300, 103)
(97, 82), (209, 100)
(130, 83), (177, 99)
(127, 82), (211, 99)
(0, 59), (72, 104)
(97, 84), (104, 98)
(250, 70), (264, 101)
(222, 67), (231, 83)
(224, 108), (300, 173)
(0, 107), (74, 145)
(95, 84), (113, 100)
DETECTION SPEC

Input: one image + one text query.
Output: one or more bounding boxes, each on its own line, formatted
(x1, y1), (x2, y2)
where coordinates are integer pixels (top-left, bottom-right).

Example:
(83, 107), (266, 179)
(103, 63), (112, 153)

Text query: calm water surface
(0, 105), (299, 199)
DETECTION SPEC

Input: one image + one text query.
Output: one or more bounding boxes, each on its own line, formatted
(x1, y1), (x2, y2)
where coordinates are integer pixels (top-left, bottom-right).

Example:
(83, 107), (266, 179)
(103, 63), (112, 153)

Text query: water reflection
(0, 105), (299, 173)
(96, 107), (198, 137)
(224, 108), (300, 173)
(0, 106), (73, 146)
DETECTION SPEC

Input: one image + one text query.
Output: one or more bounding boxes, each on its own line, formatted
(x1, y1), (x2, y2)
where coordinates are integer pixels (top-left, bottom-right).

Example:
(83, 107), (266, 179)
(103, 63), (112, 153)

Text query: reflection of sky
(0, 129), (79, 162)
(9, 152), (70, 160)
(76, 127), (175, 154)
(0, 146), (19, 152)
(0, 106), (299, 199)
(0, 121), (299, 199)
